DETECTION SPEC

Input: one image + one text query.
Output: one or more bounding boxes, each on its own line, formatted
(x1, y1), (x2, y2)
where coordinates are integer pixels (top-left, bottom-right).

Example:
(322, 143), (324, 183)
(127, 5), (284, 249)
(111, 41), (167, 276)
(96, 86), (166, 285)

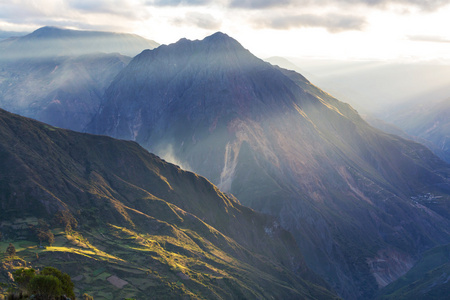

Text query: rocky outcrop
(367, 248), (415, 288)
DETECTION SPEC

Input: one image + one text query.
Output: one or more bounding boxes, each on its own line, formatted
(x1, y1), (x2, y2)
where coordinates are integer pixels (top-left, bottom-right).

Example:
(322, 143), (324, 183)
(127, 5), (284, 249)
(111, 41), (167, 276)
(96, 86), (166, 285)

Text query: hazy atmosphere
(1, 0), (450, 61)
(1, 1), (450, 300)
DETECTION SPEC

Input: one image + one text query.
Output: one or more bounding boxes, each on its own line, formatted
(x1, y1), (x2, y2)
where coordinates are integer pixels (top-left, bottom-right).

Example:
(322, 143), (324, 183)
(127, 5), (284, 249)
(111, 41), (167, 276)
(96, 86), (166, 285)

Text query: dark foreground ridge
(0, 108), (336, 299)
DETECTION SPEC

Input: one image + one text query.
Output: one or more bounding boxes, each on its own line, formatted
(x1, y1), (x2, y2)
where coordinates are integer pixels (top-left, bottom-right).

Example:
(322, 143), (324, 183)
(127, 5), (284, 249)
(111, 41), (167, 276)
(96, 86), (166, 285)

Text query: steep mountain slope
(376, 244), (450, 300)
(0, 26), (159, 131)
(363, 115), (449, 166)
(383, 97), (450, 164)
(89, 33), (450, 299)
(285, 58), (450, 117)
(0, 108), (335, 299)
(266, 57), (450, 164)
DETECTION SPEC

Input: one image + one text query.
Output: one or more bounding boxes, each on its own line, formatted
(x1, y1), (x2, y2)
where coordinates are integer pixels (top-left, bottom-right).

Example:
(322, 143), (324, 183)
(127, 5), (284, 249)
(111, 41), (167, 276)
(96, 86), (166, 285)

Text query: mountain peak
(168, 32), (245, 54)
(205, 31), (231, 41)
(203, 31), (243, 49)
(27, 26), (69, 39)
(132, 31), (257, 72)
(35, 26), (61, 31)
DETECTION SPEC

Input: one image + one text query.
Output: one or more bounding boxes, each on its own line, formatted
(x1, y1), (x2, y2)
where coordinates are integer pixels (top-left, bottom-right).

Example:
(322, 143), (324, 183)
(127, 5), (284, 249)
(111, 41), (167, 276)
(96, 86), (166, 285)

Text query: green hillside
(376, 244), (450, 300)
(0, 108), (335, 299)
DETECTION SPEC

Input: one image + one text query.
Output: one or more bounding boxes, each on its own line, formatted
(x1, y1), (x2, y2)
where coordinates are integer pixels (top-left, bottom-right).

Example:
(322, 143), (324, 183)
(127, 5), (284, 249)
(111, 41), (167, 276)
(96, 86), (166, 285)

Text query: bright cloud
(0, 0), (449, 61)
(253, 13), (367, 32)
(172, 12), (222, 30)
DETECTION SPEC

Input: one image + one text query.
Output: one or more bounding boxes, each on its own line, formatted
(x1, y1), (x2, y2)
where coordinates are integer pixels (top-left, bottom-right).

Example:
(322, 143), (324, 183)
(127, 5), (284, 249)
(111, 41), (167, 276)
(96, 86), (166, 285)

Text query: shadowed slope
(0, 108), (335, 299)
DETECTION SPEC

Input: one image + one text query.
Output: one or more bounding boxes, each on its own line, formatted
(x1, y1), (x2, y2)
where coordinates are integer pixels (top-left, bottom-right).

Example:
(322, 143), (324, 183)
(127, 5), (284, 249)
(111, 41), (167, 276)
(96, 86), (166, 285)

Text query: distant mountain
(270, 57), (450, 164)
(0, 108), (336, 299)
(382, 97), (450, 164)
(0, 26), (159, 131)
(0, 53), (130, 131)
(0, 26), (159, 59)
(266, 56), (305, 72)
(89, 32), (450, 299)
(363, 115), (449, 164)
(0, 30), (28, 40)
(287, 58), (450, 116)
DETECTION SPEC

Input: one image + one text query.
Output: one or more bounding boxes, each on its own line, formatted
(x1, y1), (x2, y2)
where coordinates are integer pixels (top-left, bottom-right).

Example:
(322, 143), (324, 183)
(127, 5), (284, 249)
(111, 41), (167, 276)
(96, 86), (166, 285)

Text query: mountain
(376, 244), (450, 300)
(265, 57), (450, 164)
(0, 30), (28, 40)
(0, 26), (159, 60)
(0, 53), (130, 132)
(382, 97), (450, 164)
(89, 32), (450, 299)
(285, 58), (450, 116)
(363, 115), (449, 164)
(265, 56), (307, 74)
(0, 26), (159, 131)
(0, 108), (336, 299)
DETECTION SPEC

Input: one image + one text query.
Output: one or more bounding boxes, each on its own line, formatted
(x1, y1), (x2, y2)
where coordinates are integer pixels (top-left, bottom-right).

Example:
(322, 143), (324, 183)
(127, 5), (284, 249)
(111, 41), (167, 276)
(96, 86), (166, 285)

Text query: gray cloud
(0, 0), (150, 32)
(149, 0), (212, 6)
(229, 0), (449, 11)
(173, 12), (222, 30)
(255, 13), (366, 32)
(0, 3), (46, 20)
(343, 0), (449, 11)
(0, 15), (127, 33)
(230, 0), (291, 9)
(408, 35), (450, 43)
(67, 0), (149, 19)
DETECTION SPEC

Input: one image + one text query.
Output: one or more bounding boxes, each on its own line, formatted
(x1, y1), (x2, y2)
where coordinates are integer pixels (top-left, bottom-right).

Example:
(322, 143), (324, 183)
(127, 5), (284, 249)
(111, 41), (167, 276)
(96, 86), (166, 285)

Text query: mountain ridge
(0, 26), (161, 132)
(0, 26), (159, 59)
(0, 107), (336, 299)
(383, 96), (450, 164)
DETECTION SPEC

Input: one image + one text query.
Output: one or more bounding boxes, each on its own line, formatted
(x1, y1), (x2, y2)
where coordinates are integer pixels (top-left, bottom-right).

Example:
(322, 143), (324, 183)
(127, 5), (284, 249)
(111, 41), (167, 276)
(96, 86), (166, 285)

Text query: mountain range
(0, 30), (29, 40)
(382, 97), (450, 164)
(0, 108), (336, 299)
(0, 26), (158, 59)
(0, 26), (158, 132)
(266, 57), (450, 164)
(88, 32), (450, 299)
(0, 27), (449, 299)
(278, 57), (450, 117)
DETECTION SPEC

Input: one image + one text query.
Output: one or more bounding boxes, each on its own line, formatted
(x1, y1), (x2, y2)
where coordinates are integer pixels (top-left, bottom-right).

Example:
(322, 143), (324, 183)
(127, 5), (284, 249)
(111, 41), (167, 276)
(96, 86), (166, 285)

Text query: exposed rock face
(89, 33), (450, 299)
(367, 249), (415, 288)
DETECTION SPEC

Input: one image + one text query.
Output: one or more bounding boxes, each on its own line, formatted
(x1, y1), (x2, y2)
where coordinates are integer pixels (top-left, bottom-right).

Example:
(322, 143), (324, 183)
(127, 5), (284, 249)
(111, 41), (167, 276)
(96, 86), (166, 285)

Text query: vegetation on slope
(376, 244), (450, 300)
(0, 108), (335, 299)
(88, 32), (450, 299)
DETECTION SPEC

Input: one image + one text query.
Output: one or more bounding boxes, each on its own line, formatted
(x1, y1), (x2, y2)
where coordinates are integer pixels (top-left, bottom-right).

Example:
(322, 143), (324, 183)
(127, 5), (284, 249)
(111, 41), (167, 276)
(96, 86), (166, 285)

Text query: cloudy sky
(1, 0), (450, 61)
